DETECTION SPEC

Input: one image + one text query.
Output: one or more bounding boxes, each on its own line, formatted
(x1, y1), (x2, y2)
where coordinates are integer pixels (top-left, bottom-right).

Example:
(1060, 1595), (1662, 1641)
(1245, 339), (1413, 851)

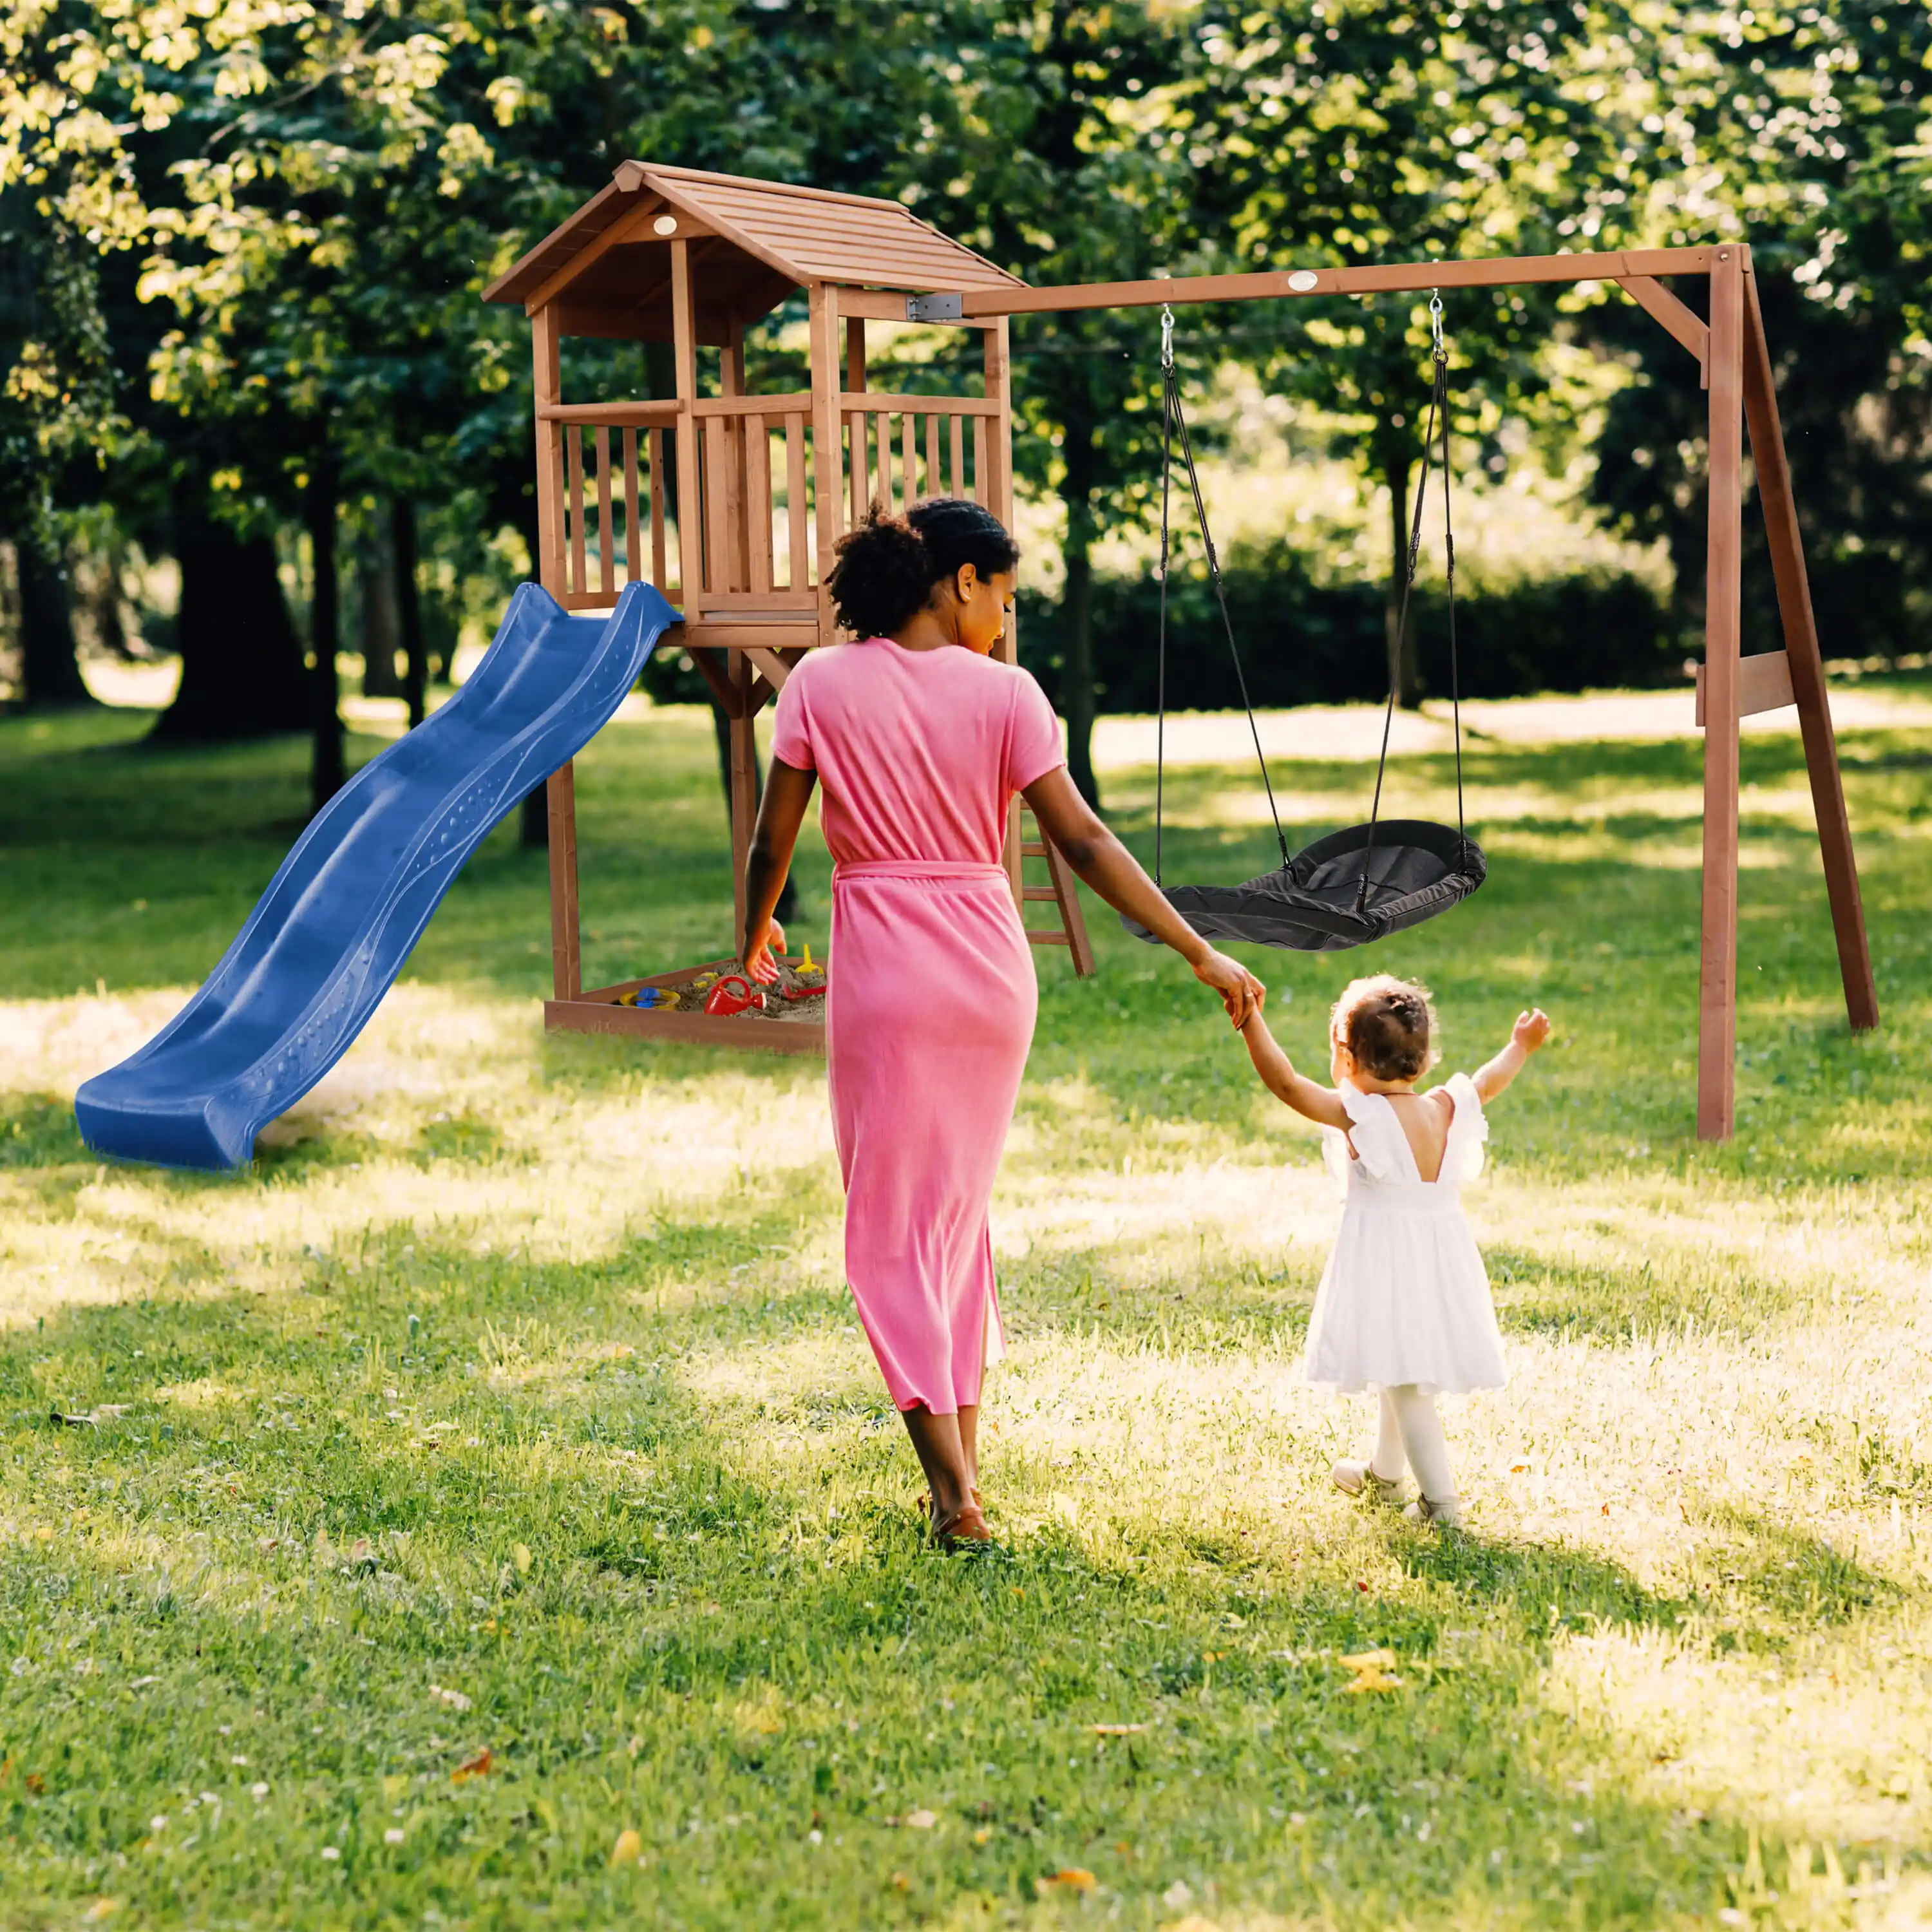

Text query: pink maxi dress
(770, 637), (1066, 1414)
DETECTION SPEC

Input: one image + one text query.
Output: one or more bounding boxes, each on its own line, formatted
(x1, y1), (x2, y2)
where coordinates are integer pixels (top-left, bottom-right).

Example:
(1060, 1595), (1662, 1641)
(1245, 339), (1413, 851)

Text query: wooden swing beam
(936, 241), (1877, 1142)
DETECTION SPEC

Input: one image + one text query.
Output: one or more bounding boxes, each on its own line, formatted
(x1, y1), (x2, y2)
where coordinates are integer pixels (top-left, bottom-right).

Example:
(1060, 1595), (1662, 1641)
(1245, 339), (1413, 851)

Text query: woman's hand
(1512, 1007), (1551, 1053)
(743, 916), (786, 985)
(1193, 947), (1265, 1028)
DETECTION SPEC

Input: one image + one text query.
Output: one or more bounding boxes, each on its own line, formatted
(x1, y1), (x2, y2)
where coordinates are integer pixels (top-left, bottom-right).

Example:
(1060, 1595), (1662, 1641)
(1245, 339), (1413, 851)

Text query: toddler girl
(1238, 975), (1549, 1527)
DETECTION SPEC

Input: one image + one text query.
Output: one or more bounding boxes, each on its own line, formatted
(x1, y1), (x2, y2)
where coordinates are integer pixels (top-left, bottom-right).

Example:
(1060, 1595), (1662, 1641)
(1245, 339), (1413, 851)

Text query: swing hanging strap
(1152, 305), (1290, 882)
(1357, 293), (1468, 908)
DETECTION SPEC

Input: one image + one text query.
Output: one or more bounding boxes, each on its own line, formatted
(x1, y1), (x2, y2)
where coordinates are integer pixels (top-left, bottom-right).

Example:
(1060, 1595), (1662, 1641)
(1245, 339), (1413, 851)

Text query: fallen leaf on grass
(1338, 1648), (1402, 1694)
(82, 1901), (122, 1922)
(428, 1683), (471, 1712)
(889, 1871), (910, 1891)
(1089, 1723), (1146, 1736)
(610, 1828), (643, 1868)
(1037, 1868), (1096, 1894)
(511, 1543), (532, 1575)
(902, 1808), (936, 1829)
(451, 1750), (492, 1783)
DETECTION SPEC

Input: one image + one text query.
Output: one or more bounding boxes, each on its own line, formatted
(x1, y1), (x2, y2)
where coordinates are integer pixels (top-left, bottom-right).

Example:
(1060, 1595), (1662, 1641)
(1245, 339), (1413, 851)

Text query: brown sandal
(929, 1499), (992, 1548)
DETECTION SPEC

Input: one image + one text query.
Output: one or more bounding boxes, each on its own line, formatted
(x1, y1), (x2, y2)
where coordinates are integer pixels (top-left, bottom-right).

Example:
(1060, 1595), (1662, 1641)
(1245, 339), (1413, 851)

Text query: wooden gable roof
(481, 163), (1022, 341)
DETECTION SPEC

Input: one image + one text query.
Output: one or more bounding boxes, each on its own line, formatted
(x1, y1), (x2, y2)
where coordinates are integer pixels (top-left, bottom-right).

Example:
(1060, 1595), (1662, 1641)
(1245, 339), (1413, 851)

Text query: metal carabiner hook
(1430, 290), (1446, 364)
(1160, 303), (1175, 373)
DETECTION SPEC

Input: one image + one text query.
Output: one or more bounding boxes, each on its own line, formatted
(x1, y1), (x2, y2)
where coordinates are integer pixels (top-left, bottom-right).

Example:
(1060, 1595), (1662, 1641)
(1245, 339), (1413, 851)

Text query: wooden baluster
(648, 428), (668, 592)
(749, 420), (774, 594)
(875, 412), (892, 512)
(595, 427), (615, 599)
(565, 427), (587, 595)
(949, 414), (965, 498)
(723, 320), (751, 594)
(903, 412), (918, 509)
(785, 413), (808, 592)
(971, 417), (988, 507)
(622, 429), (641, 583)
(846, 317), (867, 531)
(704, 415), (732, 594)
(925, 414), (941, 499)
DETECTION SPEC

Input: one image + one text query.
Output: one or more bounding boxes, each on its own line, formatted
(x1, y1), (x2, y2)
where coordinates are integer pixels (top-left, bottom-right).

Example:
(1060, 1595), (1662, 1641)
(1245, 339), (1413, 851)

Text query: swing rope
(1128, 292), (1484, 958)
(1357, 292), (1467, 909)
(1154, 305), (1291, 878)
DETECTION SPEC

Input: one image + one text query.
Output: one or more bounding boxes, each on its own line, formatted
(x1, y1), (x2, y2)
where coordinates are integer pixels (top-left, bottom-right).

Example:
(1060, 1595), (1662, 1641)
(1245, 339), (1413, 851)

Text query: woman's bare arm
(1021, 766), (1264, 1027)
(1238, 1011), (1352, 1129)
(740, 756), (817, 981)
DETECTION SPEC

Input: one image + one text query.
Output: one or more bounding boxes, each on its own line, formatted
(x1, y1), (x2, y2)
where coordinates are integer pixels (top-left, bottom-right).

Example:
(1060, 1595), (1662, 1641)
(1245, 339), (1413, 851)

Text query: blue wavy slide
(75, 580), (677, 1171)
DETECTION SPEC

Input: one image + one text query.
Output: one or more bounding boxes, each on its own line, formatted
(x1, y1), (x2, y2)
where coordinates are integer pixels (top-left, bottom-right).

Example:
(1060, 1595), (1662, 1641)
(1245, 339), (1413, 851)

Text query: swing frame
(945, 242), (1877, 1142)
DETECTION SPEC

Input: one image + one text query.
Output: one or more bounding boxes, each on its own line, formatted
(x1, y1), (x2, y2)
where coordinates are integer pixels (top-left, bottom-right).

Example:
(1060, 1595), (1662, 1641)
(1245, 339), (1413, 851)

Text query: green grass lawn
(1, 691), (1929, 1930)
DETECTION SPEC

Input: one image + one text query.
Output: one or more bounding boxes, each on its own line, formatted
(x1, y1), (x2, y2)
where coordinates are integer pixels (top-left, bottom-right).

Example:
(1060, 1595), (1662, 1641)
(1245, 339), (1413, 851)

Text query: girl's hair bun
(1331, 974), (1439, 1082)
(826, 497), (1020, 639)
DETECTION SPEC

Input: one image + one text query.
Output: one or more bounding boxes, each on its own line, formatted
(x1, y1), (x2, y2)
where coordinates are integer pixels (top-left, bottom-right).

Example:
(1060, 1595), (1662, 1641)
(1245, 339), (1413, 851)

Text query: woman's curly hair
(825, 497), (1019, 639)
(1330, 974), (1439, 1082)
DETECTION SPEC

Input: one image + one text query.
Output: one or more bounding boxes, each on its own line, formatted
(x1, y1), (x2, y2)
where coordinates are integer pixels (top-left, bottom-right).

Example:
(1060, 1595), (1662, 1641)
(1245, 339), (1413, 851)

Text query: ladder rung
(1026, 930), (1071, 946)
(1022, 886), (1059, 901)
(1020, 842), (1047, 858)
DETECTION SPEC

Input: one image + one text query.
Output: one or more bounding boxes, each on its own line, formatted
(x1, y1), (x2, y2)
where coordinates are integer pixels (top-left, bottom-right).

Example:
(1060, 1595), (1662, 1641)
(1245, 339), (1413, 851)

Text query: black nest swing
(1122, 299), (1485, 954)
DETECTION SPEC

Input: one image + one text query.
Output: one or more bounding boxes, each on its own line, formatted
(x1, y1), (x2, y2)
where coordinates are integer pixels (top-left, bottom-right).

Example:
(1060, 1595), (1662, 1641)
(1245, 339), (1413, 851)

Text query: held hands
(1512, 1007), (1552, 1053)
(1193, 947), (1265, 1029)
(742, 916), (787, 986)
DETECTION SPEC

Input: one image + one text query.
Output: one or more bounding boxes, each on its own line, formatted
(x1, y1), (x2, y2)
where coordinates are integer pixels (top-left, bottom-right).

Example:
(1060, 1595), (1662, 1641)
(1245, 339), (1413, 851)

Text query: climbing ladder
(1011, 802), (1095, 976)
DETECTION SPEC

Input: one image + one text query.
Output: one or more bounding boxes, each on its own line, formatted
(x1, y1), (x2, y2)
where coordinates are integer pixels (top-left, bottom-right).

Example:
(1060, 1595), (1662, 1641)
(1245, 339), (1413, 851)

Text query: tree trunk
(15, 534), (95, 708)
(307, 453), (345, 814)
(357, 516), (403, 697)
(393, 497), (426, 729)
(1385, 452), (1421, 710)
(152, 512), (309, 739)
(1059, 412), (1101, 809)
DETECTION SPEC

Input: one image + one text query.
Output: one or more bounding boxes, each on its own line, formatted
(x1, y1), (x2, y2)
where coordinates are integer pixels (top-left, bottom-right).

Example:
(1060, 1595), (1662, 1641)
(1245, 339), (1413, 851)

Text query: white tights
(1370, 1385), (1457, 1504)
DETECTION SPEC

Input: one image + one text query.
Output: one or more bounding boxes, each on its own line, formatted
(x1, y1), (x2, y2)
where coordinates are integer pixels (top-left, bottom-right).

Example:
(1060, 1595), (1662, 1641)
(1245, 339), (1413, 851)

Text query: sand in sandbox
(670, 958), (826, 1025)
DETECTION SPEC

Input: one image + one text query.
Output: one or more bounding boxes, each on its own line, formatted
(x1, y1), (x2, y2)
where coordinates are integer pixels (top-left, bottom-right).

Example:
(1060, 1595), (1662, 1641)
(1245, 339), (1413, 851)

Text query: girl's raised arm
(1239, 1012), (1351, 1129)
(1473, 1008), (1552, 1103)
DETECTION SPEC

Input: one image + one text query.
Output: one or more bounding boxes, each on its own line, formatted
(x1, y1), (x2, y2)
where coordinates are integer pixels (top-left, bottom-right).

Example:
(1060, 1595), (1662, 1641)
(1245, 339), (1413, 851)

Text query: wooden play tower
(482, 162), (1096, 1061)
(488, 164), (1875, 1140)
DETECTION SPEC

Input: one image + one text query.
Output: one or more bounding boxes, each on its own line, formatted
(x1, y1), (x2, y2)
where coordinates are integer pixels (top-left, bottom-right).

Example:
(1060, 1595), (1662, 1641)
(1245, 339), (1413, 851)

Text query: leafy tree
(1583, 3), (1932, 658)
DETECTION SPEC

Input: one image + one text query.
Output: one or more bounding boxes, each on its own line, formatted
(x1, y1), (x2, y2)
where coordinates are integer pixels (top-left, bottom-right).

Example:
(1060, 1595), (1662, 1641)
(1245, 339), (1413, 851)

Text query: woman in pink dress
(743, 499), (1262, 1544)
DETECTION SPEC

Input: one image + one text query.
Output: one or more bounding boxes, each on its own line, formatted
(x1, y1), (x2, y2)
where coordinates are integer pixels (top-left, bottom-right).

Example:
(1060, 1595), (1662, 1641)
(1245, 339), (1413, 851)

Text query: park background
(4, 5), (1932, 1930)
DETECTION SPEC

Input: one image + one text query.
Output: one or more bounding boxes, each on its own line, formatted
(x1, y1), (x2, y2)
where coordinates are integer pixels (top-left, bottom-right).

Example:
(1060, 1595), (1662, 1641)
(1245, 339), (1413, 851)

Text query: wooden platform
(544, 956), (826, 1056)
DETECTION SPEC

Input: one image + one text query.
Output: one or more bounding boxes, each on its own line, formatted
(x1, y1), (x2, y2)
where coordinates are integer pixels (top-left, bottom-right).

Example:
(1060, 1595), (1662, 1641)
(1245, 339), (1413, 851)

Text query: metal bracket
(905, 291), (965, 323)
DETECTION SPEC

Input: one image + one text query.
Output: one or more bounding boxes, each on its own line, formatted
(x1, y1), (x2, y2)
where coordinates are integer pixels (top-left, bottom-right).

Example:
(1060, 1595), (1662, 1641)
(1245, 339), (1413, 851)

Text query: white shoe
(1332, 1459), (1410, 1506)
(1403, 1494), (1465, 1529)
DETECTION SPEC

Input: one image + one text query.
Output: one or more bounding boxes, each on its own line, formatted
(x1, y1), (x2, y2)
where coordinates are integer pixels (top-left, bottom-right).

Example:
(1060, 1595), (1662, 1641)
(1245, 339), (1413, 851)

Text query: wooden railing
(840, 393), (998, 525)
(538, 388), (1003, 622)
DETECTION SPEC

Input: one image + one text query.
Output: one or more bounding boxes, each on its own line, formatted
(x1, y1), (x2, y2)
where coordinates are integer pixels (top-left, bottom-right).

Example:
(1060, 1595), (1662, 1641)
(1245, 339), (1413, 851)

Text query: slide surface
(76, 581), (677, 1171)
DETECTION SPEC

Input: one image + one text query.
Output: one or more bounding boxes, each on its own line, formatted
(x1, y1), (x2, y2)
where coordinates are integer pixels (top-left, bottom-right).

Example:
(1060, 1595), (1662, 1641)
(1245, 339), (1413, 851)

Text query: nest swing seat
(1121, 298), (1485, 954)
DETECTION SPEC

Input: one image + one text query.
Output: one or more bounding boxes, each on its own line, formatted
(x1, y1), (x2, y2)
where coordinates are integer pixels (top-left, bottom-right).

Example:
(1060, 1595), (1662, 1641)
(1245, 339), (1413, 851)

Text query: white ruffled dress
(1302, 1074), (1507, 1396)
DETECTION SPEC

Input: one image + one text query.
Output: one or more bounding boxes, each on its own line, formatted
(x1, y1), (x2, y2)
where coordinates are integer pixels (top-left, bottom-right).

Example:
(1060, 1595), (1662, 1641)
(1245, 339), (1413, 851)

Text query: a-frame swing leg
(1697, 249), (1747, 1141)
(1739, 273), (1879, 1036)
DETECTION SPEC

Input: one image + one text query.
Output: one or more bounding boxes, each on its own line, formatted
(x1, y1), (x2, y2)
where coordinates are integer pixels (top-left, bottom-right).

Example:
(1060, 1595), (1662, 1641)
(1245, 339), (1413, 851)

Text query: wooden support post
(532, 303), (567, 594)
(1741, 272), (1879, 1034)
(730, 652), (757, 946)
(532, 301), (581, 1003)
(547, 758), (582, 1001)
(669, 239), (703, 599)
(1698, 247), (1747, 1141)
(809, 285), (842, 640)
